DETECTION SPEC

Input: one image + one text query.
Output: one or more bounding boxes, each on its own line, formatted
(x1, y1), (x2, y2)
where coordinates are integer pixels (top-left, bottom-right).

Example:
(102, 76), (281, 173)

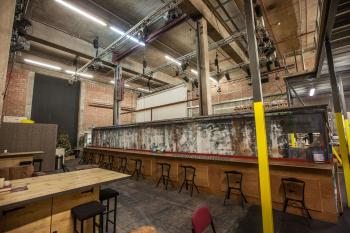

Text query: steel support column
(338, 74), (350, 158)
(245, 0), (274, 232)
(196, 18), (212, 116)
(325, 39), (350, 207)
(113, 64), (122, 125)
(0, 0), (16, 124)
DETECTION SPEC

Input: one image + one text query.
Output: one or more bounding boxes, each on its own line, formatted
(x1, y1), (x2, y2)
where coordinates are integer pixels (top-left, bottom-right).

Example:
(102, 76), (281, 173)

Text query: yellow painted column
(335, 113), (350, 207)
(290, 133), (296, 147)
(345, 119), (350, 154)
(254, 102), (274, 233)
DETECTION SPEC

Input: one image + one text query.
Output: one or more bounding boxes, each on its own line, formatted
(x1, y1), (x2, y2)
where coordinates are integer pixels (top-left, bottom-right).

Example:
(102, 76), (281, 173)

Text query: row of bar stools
(118, 157), (128, 173)
(178, 165), (199, 197)
(71, 201), (105, 233)
(131, 159), (144, 181)
(223, 170), (247, 207)
(156, 163), (172, 190)
(100, 188), (119, 233)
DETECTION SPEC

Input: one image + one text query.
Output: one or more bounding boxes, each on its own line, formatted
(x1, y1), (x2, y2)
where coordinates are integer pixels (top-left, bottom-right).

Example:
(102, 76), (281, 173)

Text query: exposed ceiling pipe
(112, 14), (188, 62)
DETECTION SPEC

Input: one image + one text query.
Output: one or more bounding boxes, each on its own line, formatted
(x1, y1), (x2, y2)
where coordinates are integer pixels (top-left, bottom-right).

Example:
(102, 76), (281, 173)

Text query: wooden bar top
(86, 147), (333, 171)
(0, 151), (45, 159)
(0, 168), (129, 210)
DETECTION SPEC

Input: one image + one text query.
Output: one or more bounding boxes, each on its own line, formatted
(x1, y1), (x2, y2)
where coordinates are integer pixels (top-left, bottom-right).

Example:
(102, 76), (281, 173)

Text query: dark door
(31, 74), (80, 147)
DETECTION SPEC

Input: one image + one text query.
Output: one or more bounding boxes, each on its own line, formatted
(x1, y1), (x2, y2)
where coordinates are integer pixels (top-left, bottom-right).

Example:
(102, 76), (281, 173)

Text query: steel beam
(326, 38), (350, 207)
(113, 64), (122, 125)
(196, 18), (212, 116)
(245, 1), (274, 232)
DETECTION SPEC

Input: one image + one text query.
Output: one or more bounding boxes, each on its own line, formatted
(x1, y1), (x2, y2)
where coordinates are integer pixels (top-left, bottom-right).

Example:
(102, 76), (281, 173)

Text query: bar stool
(179, 165), (199, 197)
(281, 177), (311, 219)
(119, 157), (128, 173)
(71, 201), (105, 233)
(100, 188), (119, 233)
(99, 153), (113, 169)
(131, 159), (144, 181)
(87, 152), (95, 164)
(80, 151), (89, 164)
(156, 163), (172, 190)
(111, 155), (120, 171)
(32, 158), (43, 172)
(223, 170), (247, 207)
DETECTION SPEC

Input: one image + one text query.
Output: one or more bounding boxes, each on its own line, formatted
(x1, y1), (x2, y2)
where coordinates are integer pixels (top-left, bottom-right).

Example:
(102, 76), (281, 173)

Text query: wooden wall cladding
(0, 199), (52, 233)
(0, 123), (57, 171)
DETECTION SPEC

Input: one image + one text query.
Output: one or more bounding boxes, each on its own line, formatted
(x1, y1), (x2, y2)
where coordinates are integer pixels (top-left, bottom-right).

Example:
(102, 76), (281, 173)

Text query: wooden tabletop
(0, 151), (45, 159)
(86, 147), (333, 171)
(0, 168), (129, 210)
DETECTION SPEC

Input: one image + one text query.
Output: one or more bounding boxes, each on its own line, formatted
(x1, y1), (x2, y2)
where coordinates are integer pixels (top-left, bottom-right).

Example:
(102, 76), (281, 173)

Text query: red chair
(192, 206), (217, 233)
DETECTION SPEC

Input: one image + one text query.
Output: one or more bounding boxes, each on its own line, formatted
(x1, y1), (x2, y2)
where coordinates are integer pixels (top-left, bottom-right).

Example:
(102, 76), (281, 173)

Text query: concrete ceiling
(22, 0), (319, 91)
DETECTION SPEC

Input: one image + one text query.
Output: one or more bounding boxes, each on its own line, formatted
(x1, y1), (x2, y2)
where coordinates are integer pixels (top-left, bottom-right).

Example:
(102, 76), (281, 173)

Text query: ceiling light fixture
(190, 69), (218, 83)
(110, 26), (145, 46)
(309, 88), (315, 96)
(165, 55), (181, 66)
(110, 80), (115, 84)
(137, 87), (152, 92)
(24, 58), (62, 71)
(54, 0), (107, 26)
(65, 70), (93, 78)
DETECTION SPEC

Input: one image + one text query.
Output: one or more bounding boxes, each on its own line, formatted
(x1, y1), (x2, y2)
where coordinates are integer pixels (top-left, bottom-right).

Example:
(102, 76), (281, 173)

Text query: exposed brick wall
(3, 65), (29, 117)
(82, 81), (138, 132)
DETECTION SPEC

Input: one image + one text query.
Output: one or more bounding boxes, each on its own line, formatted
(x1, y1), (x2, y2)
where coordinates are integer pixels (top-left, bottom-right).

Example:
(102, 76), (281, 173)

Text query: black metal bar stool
(32, 158), (43, 172)
(223, 170), (247, 207)
(111, 154), (119, 171)
(131, 159), (144, 181)
(156, 163), (172, 190)
(99, 153), (113, 169)
(87, 152), (95, 164)
(178, 165), (199, 197)
(281, 177), (311, 219)
(71, 201), (105, 233)
(100, 188), (119, 233)
(80, 151), (89, 164)
(118, 157), (128, 173)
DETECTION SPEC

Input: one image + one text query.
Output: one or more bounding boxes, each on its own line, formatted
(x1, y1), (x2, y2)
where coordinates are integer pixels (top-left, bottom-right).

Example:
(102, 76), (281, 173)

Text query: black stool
(156, 163), (172, 190)
(224, 170), (247, 207)
(80, 151), (89, 164)
(87, 152), (95, 164)
(99, 154), (113, 169)
(281, 178), (311, 219)
(178, 165), (199, 197)
(118, 157), (128, 173)
(100, 188), (119, 233)
(32, 158), (43, 172)
(131, 159), (144, 181)
(71, 201), (105, 233)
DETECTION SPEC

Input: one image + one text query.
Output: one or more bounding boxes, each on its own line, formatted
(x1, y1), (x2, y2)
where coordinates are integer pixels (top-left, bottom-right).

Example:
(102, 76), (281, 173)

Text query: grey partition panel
(0, 123), (57, 171)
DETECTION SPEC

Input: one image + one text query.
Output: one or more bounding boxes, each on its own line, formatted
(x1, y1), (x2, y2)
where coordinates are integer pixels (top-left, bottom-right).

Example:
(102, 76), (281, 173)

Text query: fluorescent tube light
(24, 59), (62, 71)
(309, 88), (315, 96)
(65, 70), (93, 78)
(110, 26), (145, 46)
(55, 0), (107, 26)
(137, 87), (152, 92)
(124, 84), (130, 87)
(165, 55), (181, 66)
(110, 80), (115, 84)
(191, 69), (218, 83)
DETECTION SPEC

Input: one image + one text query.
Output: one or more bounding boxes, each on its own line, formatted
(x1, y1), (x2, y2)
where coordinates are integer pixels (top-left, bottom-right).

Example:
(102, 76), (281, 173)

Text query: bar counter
(0, 168), (129, 233)
(85, 147), (340, 223)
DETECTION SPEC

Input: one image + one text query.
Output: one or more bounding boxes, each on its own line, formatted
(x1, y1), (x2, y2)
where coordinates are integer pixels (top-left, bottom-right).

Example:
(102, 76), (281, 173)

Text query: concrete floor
(65, 160), (350, 233)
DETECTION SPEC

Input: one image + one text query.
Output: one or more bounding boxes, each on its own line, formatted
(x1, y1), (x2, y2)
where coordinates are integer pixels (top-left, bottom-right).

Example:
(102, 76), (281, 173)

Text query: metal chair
(179, 165), (199, 197)
(281, 177), (311, 219)
(156, 163), (173, 190)
(223, 170), (247, 207)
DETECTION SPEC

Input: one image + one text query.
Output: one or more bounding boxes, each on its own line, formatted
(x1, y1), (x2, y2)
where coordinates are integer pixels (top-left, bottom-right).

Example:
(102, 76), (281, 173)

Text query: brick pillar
(0, 0), (16, 124)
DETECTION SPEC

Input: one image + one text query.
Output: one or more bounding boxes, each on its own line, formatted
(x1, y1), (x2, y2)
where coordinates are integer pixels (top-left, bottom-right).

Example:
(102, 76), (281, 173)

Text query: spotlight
(309, 88), (315, 96)
(224, 73), (231, 81)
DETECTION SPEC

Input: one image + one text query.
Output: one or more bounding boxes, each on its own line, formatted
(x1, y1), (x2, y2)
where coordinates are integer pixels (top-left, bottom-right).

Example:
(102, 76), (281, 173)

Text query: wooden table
(0, 151), (45, 168)
(0, 168), (129, 233)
